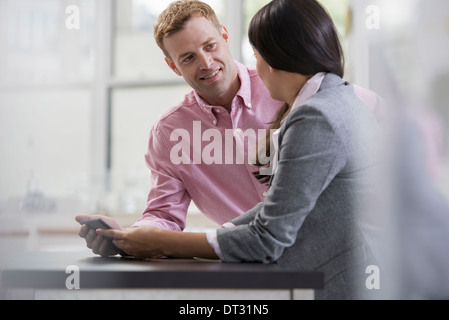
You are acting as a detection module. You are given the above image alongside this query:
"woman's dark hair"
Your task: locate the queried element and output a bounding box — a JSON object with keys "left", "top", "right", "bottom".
{"left": 251, "top": 0, "right": 345, "bottom": 178}
{"left": 249, "top": 0, "right": 345, "bottom": 78}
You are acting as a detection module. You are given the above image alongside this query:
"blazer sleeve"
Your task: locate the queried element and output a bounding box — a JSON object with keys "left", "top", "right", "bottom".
{"left": 229, "top": 202, "right": 264, "bottom": 226}
{"left": 217, "top": 104, "right": 347, "bottom": 263}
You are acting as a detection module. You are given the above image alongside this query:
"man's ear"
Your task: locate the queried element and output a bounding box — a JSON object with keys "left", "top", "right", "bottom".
{"left": 165, "top": 57, "right": 182, "bottom": 76}
{"left": 221, "top": 25, "right": 230, "bottom": 45}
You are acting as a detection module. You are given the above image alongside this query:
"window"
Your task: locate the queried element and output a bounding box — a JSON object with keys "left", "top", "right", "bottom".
{"left": 242, "top": 0, "right": 272, "bottom": 67}
{"left": 0, "top": 0, "right": 96, "bottom": 86}
{"left": 0, "top": 0, "right": 96, "bottom": 213}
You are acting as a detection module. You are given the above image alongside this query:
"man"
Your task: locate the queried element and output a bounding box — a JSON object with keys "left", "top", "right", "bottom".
{"left": 76, "top": 0, "right": 283, "bottom": 256}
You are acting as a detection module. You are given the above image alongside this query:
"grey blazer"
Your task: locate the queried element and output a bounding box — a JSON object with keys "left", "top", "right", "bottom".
{"left": 217, "top": 73, "right": 381, "bottom": 300}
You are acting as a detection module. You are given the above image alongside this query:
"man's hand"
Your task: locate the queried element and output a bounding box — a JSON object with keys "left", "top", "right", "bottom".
{"left": 75, "top": 215, "right": 124, "bottom": 257}
{"left": 99, "top": 226, "right": 165, "bottom": 260}
{"left": 100, "top": 226, "right": 219, "bottom": 261}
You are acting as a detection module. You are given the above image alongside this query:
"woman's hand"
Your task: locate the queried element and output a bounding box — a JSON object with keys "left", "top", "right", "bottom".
{"left": 99, "top": 226, "right": 165, "bottom": 260}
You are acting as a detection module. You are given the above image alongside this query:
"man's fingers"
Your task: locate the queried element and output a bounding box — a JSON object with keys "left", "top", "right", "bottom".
{"left": 91, "top": 233, "right": 106, "bottom": 254}
{"left": 75, "top": 214, "right": 97, "bottom": 223}
{"left": 79, "top": 225, "right": 90, "bottom": 238}
{"left": 75, "top": 214, "right": 125, "bottom": 257}
{"left": 85, "top": 228, "right": 97, "bottom": 244}
{"left": 98, "top": 238, "right": 115, "bottom": 257}
{"left": 112, "top": 239, "right": 126, "bottom": 251}
{"left": 75, "top": 215, "right": 122, "bottom": 231}
{"left": 99, "top": 228, "right": 126, "bottom": 240}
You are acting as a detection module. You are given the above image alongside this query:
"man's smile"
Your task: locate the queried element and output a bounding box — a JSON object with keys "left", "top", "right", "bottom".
{"left": 200, "top": 68, "right": 222, "bottom": 80}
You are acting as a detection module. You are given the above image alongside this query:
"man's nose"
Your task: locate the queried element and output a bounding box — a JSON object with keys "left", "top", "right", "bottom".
{"left": 198, "top": 51, "right": 213, "bottom": 70}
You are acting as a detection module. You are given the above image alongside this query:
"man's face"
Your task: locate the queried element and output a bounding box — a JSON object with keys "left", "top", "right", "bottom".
{"left": 163, "top": 16, "right": 237, "bottom": 104}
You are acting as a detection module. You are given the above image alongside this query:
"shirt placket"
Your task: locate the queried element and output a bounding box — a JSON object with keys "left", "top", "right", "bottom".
{"left": 231, "top": 98, "right": 268, "bottom": 201}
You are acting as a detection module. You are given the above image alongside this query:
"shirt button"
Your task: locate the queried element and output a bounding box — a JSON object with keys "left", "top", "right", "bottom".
{"left": 213, "top": 119, "right": 217, "bottom": 126}
{"left": 263, "top": 192, "right": 268, "bottom": 197}
{"left": 247, "top": 103, "right": 252, "bottom": 108}
{"left": 215, "top": 109, "right": 221, "bottom": 113}
{"left": 234, "top": 128, "right": 242, "bottom": 135}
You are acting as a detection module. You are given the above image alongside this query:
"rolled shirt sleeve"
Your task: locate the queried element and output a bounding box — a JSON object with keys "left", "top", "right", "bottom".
{"left": 132, "top": 124, "right": 191, "bottom": 231}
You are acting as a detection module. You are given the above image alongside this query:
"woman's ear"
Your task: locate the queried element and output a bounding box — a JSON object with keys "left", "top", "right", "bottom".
{"left": 165, "top": 57, "right": 182, "bottom": 77}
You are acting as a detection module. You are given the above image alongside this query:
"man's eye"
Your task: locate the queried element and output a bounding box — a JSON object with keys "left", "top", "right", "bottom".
{"left": 183, "top": 56, "right": 194, "bottom": 63}
{"left": 206, "top": 43, "right": 216, "bottom": 50}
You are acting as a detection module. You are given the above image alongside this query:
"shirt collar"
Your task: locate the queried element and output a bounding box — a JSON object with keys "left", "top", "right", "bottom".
{"left": 292, "top": 72, "right": 327, "bottom": 109}
{"left": 276, "top": 72, "right": 326, "bottom": 128}
{"left": 193, "top": 61, "right": 253, "bottom": 114}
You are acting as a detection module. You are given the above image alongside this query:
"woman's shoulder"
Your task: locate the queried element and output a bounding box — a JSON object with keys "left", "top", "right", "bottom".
{"left": 293, "top": 75, "right": 373, "bottom": 119}
{"left": 284, "top": 75, "right": 378, "bottom": 142}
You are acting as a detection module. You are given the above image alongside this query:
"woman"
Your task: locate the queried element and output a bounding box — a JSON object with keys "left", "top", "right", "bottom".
{"left": 100, "top": 0, "right": 381, "bottom": 300}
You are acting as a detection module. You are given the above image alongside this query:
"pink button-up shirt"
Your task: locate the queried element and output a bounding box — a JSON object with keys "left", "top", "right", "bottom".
{"left": 132, "top": 62, "right": 284, "bottom": 231}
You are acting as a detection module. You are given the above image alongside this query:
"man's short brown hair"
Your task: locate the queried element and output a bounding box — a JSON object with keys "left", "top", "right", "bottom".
{"left": 154, "top": 0, "right": 222, "bottom": 58}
